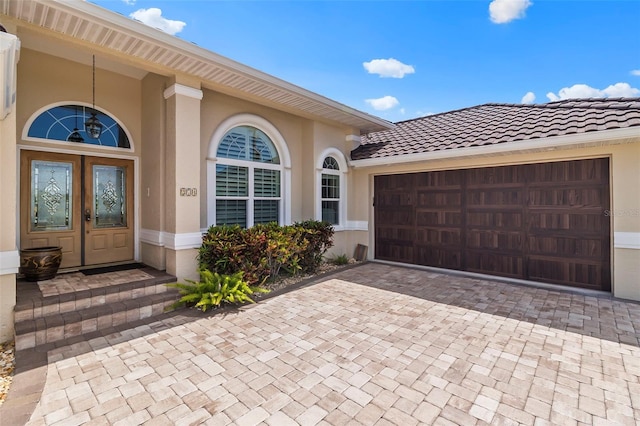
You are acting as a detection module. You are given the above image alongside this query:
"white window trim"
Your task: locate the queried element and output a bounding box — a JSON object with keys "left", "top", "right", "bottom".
{"left": 207, "top": 114, "right": 291, "bottom": 227}
{"left": 316, "top": 147, "right": 348, "bottom": 231}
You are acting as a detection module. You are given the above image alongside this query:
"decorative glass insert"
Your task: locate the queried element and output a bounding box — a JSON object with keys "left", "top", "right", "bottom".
{"left": 31, "top": 160, "right": 73, "bottom": 231}
{"left": 216, "top": 200, "right": 247, "bottom": 227}
{"left": 216, "top": 165, "right": 248, "bottom": 197}
{"left": 254, "top": 200, "right": 279, "bottom": 224}
{"left": 93, "top": 165, "right": 126, "bottom": 228}
{"left": 28, "top": 105, "right": 130, "bottom": 148}
{"left": 217, "top": 126, "right": 279, "bottom": 164}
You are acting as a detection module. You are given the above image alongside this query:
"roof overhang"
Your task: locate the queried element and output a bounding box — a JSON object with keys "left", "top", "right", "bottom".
{"left": 0, "top": 0, "right": 394, "bottom": 133}
{"left": 350, "top": 127, "right": 640, "bottom": 168}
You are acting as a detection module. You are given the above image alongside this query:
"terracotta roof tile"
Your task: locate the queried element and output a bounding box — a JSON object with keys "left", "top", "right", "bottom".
{"left": 352, "top": 98, "right": 640, "bottom": 161}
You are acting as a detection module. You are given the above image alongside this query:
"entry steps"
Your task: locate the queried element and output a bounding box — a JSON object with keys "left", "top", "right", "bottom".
{"left": 14, "top": 266, "right": 179, "bottom": 351}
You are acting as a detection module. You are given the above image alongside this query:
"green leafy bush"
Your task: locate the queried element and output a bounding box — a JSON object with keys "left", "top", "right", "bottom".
{"left": 198, "top": 220, "right": 334, "bottom": 285}
{"left": 167, "top": 269, "right": 269, "bottom": 312}
{"left": 330, "top": 253, "right": 350, "bottom": 265}
{"left": 291, "top": 220, "right": 334, "bottom": 273}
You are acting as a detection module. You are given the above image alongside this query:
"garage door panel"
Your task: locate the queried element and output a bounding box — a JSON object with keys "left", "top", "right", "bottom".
{"left": 377, "top": 192, "right": 413, "bottom": 208}
{"left": 376, "top": 241, "right": 414, "bottom": 264}
{"left": 416, "top": 228, "right": 462, "bottom": 245}
{"left": 466, "top": 211, "right": 524, "bottom": 229}
{"left": 467, "top": 189, "right": 525, "bottom": 207}
{"left": 415, "top": 170, "right": 462, "bottom": 188}
{"left": 530, "top": 158, "right": 608, "bottom": 184}
{"left": 466, "top": 251, "right": 524, "bottom": 278}
{"left": 416, "top": 210, "right": 463, "bottom": 227}
{"left": 465, "top": 165, "right": 527, "bottom": 185}
{"left": 528, "top": 236, "right": 608, "bottom": 258}
{"left": 529, "top": 187, "right": 608, "bottom": 208}
{"left": 415, "top": 245, "right": 462, "bottom": 270}
{"left": 528, "top": 257, "right": 610, "bottom": 291}
{"left": 466, "top": 230, "right": 524, "bottom": 251}
{"left": 416, "top": 191, "right": 461, "bottom": 208}
{"left": 529, "top": 212, "right": 608, "bottom": 233}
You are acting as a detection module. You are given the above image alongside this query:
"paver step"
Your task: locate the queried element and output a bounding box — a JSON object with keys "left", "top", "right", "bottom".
{"left": 14, "top": 267, "right": 181, "bottom": 350}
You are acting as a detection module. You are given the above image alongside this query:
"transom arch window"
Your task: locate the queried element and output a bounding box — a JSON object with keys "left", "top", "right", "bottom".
{"left": 25, "top": 103, "right": 132, "bottom": 149}
{"left": 208, "top": 115, "right": 292, "bottom": 228}
{"left": 316, "top": 148, "right": 348, "bottom": 228}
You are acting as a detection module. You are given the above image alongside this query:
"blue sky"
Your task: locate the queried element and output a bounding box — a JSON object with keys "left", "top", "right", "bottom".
{"left": 93, "top": 0, "right": 640, "bottom": 122}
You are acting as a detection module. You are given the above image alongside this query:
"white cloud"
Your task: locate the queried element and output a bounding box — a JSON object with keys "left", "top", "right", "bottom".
{"left": 129, "top": 8, "right": 186, "bottom": 35}
{"left": 365, "top": 96, "right": 400, "bottom": 111}
{"left": 521, "top": 91, "right": 536, "bottom": 104}
{"left": 602, "top": 82, "right": 640, "bottom": 97}
{"left": 489, "top": 0, "right": 532, "bottom": 24}
{"left": 546, "top": 82, "right": 640, "bottom": 101}
{"left": 630, "top": 70, "right": 640, "bottom": 76}
{"left": 122, "top": 0, "right": 136, "bottom": 5}
{"left": 363, "top": 58, "right": 415, "bottom": 78}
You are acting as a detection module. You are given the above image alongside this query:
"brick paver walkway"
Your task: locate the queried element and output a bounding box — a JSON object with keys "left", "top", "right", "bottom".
{"left": 17, "top": 263, "right": 640, "bottom": 425}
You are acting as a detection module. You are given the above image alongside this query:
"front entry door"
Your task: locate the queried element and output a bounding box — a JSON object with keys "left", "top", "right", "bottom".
{"left": 21, "top": 150, "right": 134, "bottom": 269}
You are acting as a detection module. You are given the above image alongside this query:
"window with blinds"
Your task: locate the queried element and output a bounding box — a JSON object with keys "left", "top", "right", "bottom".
{"left": 215, "top": 126, "right": 282, "bottom": 227}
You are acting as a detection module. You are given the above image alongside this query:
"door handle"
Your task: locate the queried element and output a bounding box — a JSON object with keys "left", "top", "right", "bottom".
{"left": 85, "top": 209, "right": 91, "bottom": 222}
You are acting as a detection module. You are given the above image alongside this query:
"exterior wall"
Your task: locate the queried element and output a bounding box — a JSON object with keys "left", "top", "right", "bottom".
{"left": 0, "top": 87, "right": 18, "bottom": 342}
{"left": 350, "top": 140, "right": 640, "bottom": 300}
{"left": 198, "top": 93, "right": 361, "bottom": 265}
{"left": 139, "top": 73, "right": 167, "bottom": 270}
{"left": 17, "top": 49, "right": 142, "bottom": 154}
{"left": 0, "top": 22, "right": 19, "bottom": 342}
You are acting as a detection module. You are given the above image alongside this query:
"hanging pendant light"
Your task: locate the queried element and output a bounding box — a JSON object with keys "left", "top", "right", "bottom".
{"left": 67, "top": 106, "right": 84, "bottom": 142}
{"left": 85, "top": 55, "right": 103, "bottom": 139}
{"left": 67, "top": 127, "right": 84, "bottom": 142}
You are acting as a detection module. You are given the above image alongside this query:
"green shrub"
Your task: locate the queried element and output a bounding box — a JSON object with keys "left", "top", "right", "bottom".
{"left": 198, "top": 225, "right": 270, "bottom": 286}
{"left": 292, "top": 220, "right": 334, "bottom": 273}
{"left": 167, "top": 269, "right": 269, "bottom": 312}
{"left": 330, "top": 253, "right": 349, "bottom": 265}
{"left": 198, "top": 220, "right": 334, "bottom": 284}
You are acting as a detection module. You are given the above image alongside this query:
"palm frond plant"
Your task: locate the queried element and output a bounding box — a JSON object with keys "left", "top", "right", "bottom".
{"left": 167, "top": 269, "right": 269, "bottom": 312}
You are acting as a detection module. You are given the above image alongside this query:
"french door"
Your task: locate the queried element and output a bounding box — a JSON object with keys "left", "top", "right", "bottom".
{"left": 20, "top": 150, "right": 134, "bottom": 269}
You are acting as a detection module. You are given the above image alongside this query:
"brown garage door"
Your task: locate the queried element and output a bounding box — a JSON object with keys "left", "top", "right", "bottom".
{"left": 374, "top": 158, "right": 611, "bottom": 291}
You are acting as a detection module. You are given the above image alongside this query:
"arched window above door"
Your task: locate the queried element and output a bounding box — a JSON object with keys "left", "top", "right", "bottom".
{"left": 27, "top": 104, "right": 131, "bottom": 149}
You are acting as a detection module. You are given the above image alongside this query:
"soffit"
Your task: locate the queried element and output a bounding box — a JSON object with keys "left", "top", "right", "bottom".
{"left": 0, "top": 0, "right": 393, "bottom": 133}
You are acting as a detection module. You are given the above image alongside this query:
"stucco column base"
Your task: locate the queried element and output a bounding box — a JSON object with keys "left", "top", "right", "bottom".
{"left": 165, "top": 248, "right": 199, "bottom": 282}
{"left": 0, "top": 274, "right": 17, "bottom": 342}
{"left": 613, "top": 248, "right": 640, "bottom": 301}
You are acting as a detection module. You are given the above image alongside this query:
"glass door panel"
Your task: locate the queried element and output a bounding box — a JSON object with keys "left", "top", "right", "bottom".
{"left": 30, "top": 160, "right": 73, "bottom": 231}
{"left": 93, "top": 165, "right": 127, "bottom": 228}
{"left": 21, "top": 151, "right": 82, "bottom": 268}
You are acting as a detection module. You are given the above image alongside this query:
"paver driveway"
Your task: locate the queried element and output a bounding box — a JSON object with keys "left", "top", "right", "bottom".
{"left": 17, "top": 263, "right": 640, "bottom": 425}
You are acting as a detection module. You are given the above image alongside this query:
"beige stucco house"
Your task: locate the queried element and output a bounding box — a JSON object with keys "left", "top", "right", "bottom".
{"left": 1, "top": 0, "right": 639, "bottom": 343}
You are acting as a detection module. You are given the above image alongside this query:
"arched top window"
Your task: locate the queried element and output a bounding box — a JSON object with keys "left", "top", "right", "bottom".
{"left": 323, "top": 156, "right": 340, "bottom": 170}
{"left": 217, "top": 125, "right": 279, "bottom": 164}
{"left": 27, "top": 104, "right": 131, "bottom": 149}
{"left": 316, "top": 149, "right": 348, "bottom": 229}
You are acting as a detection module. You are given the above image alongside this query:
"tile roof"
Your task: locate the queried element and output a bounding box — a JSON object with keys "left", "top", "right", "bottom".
{"left": 351, "top": 98, "right": 640, "bottom": 161}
